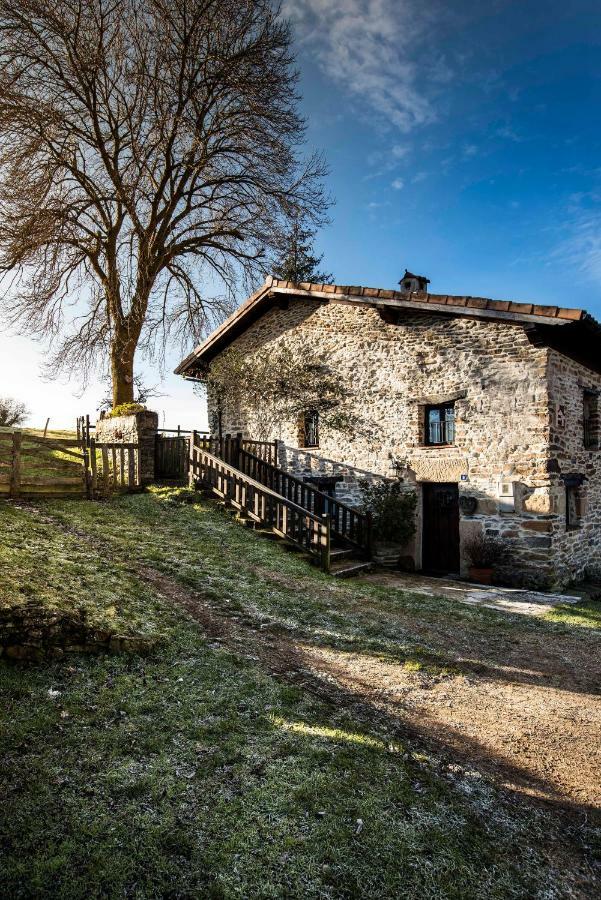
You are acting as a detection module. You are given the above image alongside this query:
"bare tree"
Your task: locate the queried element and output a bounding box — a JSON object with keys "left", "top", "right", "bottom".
{"left": 0, "top": 0, "right": 328, "bottom": 406}
{"left": 0, "top": 397, "right": 29, "bottom": 426}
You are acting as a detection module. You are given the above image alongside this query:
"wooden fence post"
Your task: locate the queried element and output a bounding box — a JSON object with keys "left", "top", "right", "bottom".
{"left": 320, "top": 513, "right": 331, "bottom": 574}
{"left": 89, "top": 438, "right": 97, "bottom": 496}
{"left": 189, "top": 430, "right": 197, "bottom": 487}
{"left": 128, "top": 447, "right": 135, "bottom": 488}
{"left": 101, "top": 445, "right": 110, "bottom": 497}
{"left": 10, "top": 432, "right": 22, "bottom": 499}
{"left": 235, "top": 432, "right": 243, "bottom": 470}
{"left": 81, "top": 442, "right": 92, "bottom": 499}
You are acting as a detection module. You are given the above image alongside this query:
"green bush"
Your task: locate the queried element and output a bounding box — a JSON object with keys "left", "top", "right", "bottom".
{"left": 360, "top": 479, "right": 417, "bottom": 544}
{"left": 107, "top": 402, "right": 147, "bottom": 418}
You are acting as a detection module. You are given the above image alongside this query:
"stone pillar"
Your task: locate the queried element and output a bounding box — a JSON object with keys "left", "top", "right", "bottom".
{"left": 95, "top": 410, "right": 159, "bottom": 484}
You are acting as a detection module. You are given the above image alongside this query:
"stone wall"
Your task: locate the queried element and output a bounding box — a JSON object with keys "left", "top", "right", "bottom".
{"left": 544, "top": 350, "right": 601, "bottom": 585}
{"left": 95, "top": 410, "right": 158, "bottom": 484}
{"left": 208, "top": 298, "right": 600, "bottom": 588}
{"left": 0, "top": 602, "right": 159, "bottom": 661}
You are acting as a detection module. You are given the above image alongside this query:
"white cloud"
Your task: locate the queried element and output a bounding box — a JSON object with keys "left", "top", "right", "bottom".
{"left": 549, "top": 191, "right": 601, "bottom": 285}
{"left": 285, "top": 0, "right": 442, "bottom": 131}
{"left": 552, "top": 212, "right": 601, "bottom": 284}
{"left": 391, "top": 178, "right": 404, "bottom": 190}
{"left": 411, "top": 171, "right": 427, "bottom": 183}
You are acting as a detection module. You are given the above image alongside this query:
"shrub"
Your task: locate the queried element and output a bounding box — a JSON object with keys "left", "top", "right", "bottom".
{"left": 360, "top": 479, "right": 417, "bottom": 544}
{"left": 463, "top": 533, "right": 508, "bottom": 568}
{"left": 107, "top": 402, "right": 147, "bottom": 419}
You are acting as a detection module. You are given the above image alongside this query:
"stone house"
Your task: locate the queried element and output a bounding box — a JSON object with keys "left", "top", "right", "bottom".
{"left": 176, "top": 275, "right": 601, "bottom": 589}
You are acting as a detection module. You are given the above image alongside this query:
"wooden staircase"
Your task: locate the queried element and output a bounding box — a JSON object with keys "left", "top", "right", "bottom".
{"left": 189, "top": 433, "right": 373, "bottom": 577}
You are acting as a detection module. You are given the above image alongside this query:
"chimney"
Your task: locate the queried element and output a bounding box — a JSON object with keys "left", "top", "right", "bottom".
{"left": 399, "top": 269, "right": 430, "bottom": 293}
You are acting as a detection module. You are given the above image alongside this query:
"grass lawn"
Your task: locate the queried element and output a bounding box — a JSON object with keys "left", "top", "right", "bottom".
{"left": 1, "top": 488, "right": 599, "bottom": 898}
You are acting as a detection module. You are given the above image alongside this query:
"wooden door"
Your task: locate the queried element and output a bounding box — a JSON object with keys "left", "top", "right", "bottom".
{"left": 422, "top": 483, "right": 460, "bottom": 574}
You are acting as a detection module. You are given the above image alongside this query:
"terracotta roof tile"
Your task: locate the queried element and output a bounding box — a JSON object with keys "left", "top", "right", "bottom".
{"left": 270, "top": 278, "right": 587, "bottom": 322}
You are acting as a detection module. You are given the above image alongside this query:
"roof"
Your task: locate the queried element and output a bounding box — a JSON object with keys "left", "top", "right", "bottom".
{"left": 175, "top": 276, "right": 601, "bottom": 377}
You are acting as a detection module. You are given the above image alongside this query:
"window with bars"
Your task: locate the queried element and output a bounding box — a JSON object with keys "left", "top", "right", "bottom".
{"left": 583, "top": 390, "right": 599, "bottom": 450}
{"left": 424, "top": 402, "right": 455, "bottom": 446}
{"left": 301, "top": 410, "right": 319, "bottom": 448}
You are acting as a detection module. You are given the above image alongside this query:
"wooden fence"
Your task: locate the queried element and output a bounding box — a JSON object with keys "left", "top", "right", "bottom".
{"left": 0, "top": 431, "right": 89, "bottom": 499}
{"left": 88, "top": 438, "right": 141, "bottom": 496}
{"left": 189, "top": 436, "right": 331, "bottom": 571}
{"left": 0, "top": 430, "right": 141, "bottom": 499}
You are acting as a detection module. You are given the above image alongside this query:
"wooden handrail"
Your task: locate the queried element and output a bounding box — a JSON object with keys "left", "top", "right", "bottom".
{"left": 190, "top": 437, "right": 331, "bottom": 571}
{"left": 237, "top": 448, "right": 371, "bottom": 556}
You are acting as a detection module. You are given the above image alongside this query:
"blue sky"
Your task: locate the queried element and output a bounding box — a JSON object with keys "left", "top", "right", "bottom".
{"left": 294, "top": 0, "right": 601, "bottom": 306}
{"left": 3, "top": 0, "right": 601, "bottom": 428}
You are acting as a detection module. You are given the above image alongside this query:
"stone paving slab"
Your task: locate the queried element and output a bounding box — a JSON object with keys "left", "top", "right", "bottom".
{"left": 364, "top": 571, "right": 583, "bottom": 617}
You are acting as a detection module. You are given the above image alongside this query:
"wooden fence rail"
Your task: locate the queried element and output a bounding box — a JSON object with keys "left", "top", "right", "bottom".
{"left": 189, "top": 435, "right": 331, "bottom": 571}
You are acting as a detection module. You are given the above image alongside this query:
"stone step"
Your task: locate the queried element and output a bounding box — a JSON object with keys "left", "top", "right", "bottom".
{"left": 330, "top": 559, "right": 374, "bottom": 579}
{"left": 329, "top": 547, "right": 356, "bottom": 560}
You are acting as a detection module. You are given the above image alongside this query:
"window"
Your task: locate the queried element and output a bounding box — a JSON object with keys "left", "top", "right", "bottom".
{"left": 564, "top": 475, "right": 585, "bottom": 530}
{"left": 301, "top": 410, "right": 319, "bottom": 448}
{"left": 583, "top": 390, "right": 599, "bottom": 449}
{"left": 425, "top": 402, "right": 455, "bottom": 446}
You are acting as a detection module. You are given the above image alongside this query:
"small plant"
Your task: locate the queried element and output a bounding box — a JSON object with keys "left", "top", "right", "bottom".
{"left": 360, "top": 479, "right": 417, "bottom": 545}
{"left": 463, "top": 533, "right": 508, "bottom": 569}
{"left": 107, "top": 402, "right": 147, "bottom": 419}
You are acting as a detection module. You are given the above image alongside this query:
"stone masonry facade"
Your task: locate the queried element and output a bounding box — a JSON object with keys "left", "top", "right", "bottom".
{"left": 206, "top": 296, "right": 601, "bottom": 590}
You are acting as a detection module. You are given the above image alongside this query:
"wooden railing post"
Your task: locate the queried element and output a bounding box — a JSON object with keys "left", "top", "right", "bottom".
{"left": 10, "top": 432, "right": 21, "bottom": 499}
{"left": 320, "top": 513, "right": 331, "bottom": 574}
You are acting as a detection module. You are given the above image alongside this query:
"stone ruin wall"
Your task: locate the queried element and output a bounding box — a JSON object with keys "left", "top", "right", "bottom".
{"left": 212, "top": 298, "right": 600, "bottom": 588}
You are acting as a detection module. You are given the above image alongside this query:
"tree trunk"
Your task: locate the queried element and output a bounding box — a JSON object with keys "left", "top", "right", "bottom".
{"left": 110, "top": 338, "right": 136, "bottom": 407}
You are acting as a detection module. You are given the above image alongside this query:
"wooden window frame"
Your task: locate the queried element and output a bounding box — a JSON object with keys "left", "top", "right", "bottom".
{"left": 300, "top": 410, "right": 319, "bottom": 449}
{"left": 424, "top": 402, "right": 456, "bottom": 447}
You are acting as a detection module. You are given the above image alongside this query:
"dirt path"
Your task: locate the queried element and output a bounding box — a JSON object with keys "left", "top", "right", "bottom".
{"left": 26, "top": 504, "right": 601, "bottom": 819}
{"left": 136, "top": 565, "right": 601, "bottom": 816}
